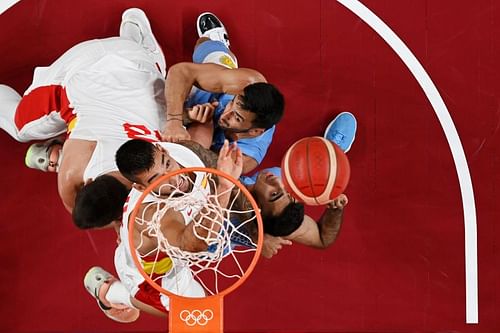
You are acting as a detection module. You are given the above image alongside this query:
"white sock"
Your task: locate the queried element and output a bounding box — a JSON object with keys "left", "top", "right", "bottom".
{"left": 105, "top": 281, "right": 137, "bottom": 309}
{"left": 121, "top": 22, "right": 142, "bottom": 44}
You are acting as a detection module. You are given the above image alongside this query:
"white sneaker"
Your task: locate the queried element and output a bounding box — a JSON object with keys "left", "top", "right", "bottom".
{"left": 197, "top": 12, "right": 230, "bottom": 48}
{"left": 25, "top": 138, "right": 63, "bottom": 172}
{"left": 84, "top": 267, "right": 140, "bottom": 323}
{"left": 119, "top": 8, "right": 166, "bottom": 77}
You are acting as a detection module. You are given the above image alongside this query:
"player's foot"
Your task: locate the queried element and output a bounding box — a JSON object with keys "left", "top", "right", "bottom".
{"left": 119, "top": 8, "right": 166, "bottom": 77}
{"left": 25, "top": 138, "right": 63, "bottom": 172}
{"left": 84, "top": 266, "right": 140, "bottom": 323}
{"left": 324, "top": 112, "right": 357, "bottom": 153}
{"left": 197, "top": 12, "right": 230, "bottom": 48}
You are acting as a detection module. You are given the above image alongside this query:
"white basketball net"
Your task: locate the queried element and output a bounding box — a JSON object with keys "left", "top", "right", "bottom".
{"left": 133, "top": 170, "right": 260, "bottom": 296}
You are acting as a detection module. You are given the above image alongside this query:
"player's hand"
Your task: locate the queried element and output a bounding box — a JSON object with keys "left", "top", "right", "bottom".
{"left": 162, "top": 121, "right": 191, "bottom": 142}
{"left": 216, "top": 140, "right": 243, "bottom": 190}
{"left": 262, "top": 234, "right": 292, "bottom": 259}
{"left": 327, "top": 194, "right": 348, "bottom": 210}
{"left": 187, "top": 101, "right": 218, "bottom": 123}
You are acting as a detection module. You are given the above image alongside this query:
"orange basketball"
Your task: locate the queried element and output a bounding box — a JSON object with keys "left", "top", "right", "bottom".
{"left": 281, "top": 136, "right": 350, "bottom": 205}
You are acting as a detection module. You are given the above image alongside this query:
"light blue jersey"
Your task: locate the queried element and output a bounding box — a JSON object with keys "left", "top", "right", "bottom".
{"left": 186, "top": 89, "right": 275, "bottom": 164}
{"left": 189, "top": 39, "right": 274, "bottom": 165}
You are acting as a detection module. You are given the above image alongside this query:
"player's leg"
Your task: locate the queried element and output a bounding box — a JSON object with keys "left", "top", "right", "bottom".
{"left": 0, "top": 85, "right": 25, "bottom": 141}
{"left": 193, "top": 13, "right": 238, "bottom": 68}
{"left": 119, "top": 8, "right": 167, "bottom": 77}
{"left": 324, "top": 112, "right": 357, "bottom": 153}
{"left": 0, "top": 84, "right": 67, "bottom": 143}
{"left": 4, "top": 38, "right": 110, "bottom": 144}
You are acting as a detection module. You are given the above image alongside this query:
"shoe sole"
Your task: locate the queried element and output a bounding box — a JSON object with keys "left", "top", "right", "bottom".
{"left": 120, "top": 8, "right": 166, "bottom": 76}
{"left": 323, "top": 111, "right": 357, "bottom": 153}
{"left": 84, "top": 266, "right": 112, "bottom": 296}
{"left": 196, "top": 12, "right": 228, "bottom": 38}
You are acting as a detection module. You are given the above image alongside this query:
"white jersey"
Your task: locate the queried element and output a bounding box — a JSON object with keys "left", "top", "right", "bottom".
{"left": 26, "top": 38, "right": 165, "bottom": 180}
{"left": 114, "top": 142, "right": 209, "bottom": 308}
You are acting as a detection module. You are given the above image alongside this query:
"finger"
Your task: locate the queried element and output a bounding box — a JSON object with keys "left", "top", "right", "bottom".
{"left": 282, "top": 239, "right": 292, "bottom": 246}
{"left": 207, "top": 107, "right": 214, "bottom": 119}
{"left": 234, "top": 146, "right": 243, "bottom": 166}
{"left": 224, "top": 140, "right": 234, "bottom": 158}
{"left": 211, "top": 101, "right": 219, "bottom": 107}
{"left": 194, "top": 106, "right": 202, "bottom": 121}
{"left": 201, "top": 108, "right": 210, "bottom": 123}
{"left": 219, "top": 140, "right": 230, "bottom": 157}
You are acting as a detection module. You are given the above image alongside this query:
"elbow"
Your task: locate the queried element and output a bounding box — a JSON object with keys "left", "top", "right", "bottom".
{"left": 316, "top": 236, "right": 337, "bottom": 249}
{"left": 247, "top": 71, "right": 267, "bottom": 84}
{"left": 167, "top": 63, "right": 192, "bottom": 81}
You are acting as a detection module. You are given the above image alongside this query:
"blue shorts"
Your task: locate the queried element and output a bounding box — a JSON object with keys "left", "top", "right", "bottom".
{"left": 192, "top": 40, "right": 238, "bottom": 68}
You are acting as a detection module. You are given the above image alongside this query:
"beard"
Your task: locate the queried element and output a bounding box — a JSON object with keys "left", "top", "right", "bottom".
{"left": 218, "top": 119, "right": 251, "bottom": 134}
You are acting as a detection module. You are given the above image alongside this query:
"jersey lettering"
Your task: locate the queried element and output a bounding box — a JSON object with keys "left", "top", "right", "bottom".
{"left": 123, "top": 123, "right": 161, "bottom": 142}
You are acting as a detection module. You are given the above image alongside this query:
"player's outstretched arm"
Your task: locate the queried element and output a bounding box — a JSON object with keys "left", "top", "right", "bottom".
{"left": 162, "top": 62, "right": 266, "bottom": 142}
{"left": 286, "top": 194, "right": 348, "bottom": 249}
{"left": 165, "top": 140, "right": 243, "bottom": 252}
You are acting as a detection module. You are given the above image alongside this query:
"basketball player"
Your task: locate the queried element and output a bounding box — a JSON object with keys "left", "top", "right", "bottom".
{"left": 79, "top": 139, "right": 243, "bottom": 321}
{"left": 162, "top": 12, "right": 285, "bottom": 173}
{"left": 0, "top": 9, "right": 283, "bottom": 212}
{"left": 243, "top": 111, "right": 357, "bottom": 258}
{"left": 0, "top": 8, "right": 168, "bottom": 212}
{"left": 78, "top": 137, "right": 346, "bottom": 321}
{"left": 243, "top": 168, "right": 347, "bottom": 258}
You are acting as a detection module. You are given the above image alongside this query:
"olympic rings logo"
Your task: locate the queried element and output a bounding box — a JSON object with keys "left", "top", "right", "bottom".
{"left": 179, "top": 309, "right": 214, "bottom": 326}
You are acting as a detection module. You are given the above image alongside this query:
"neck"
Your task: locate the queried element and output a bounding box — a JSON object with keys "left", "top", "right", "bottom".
{"left": 106, "top": 171, "right": 134, "bottom": 189}
{"left": 224, "top": 130, "right": 256, "bottom": 140}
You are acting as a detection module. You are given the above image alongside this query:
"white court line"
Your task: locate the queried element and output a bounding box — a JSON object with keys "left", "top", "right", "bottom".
{"left": 336, "top": 0, "right": 478, "bottom": 324}
{"left": 0, "top": 0, "right": 19, "bottom": 15}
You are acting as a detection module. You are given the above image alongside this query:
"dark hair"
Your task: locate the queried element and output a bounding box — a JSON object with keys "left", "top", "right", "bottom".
{"left": 240, "top": 82, "right": 284, "bottom": 129}
{"left": 73, "top": 175, "right": 129, "bottom": 229}
{"left": 263, "top": 202, "right": 304, "bottom": 237}
{"left": 116, "top": 139, "right": 156, "bottom": 182}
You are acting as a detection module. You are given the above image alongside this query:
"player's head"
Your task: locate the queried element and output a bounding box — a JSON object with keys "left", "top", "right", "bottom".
{"left": 218, "top": 82, "right": 284, "bottom": 136}
{"left": 250, "top": 170, "right": 304, "bottom": 236}
{"left": 73, "top": 175, "right": 129, "bottom": 229}
{"left": 116, "top": 139, "right": 188, "bottom": 195}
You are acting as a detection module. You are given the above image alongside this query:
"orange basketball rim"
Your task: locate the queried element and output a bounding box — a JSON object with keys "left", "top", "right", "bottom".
{"left": 128, "top": 167, "right": 263, "bottom": 333}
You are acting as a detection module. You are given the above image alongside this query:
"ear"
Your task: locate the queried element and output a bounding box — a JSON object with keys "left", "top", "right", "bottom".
{"left": 248, "top": 127, "right": 265, "bottom": 137}
{"left": 132, "top": 183, "right": 146, "bottom": 192}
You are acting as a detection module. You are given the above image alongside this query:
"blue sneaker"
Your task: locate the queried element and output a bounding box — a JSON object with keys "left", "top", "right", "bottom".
{"left": 324, "top": 112, "right": 357, "bottom": 153}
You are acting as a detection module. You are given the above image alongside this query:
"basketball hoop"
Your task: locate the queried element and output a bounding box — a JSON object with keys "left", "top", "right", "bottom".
{"left": 128, "top": 167, "right": 263, "bottom": 332}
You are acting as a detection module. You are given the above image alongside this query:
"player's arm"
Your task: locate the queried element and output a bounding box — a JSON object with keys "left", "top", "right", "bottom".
{"left": 242, "top": 155, "right": 258, "bottom": 174}
{"left": 286, "top": 194, "right": 348, "bottom": 249}
{"left": 162, "top": 62, "right": 266, "bottom": 142}
{"left": 136, "top": 202, "right": 210, "bottom": 252}
{"left": 166, "top": 140, "right": 243, "bottom": 252}
{"left": 57, "top": 161, "right": 82, "bottom": 213}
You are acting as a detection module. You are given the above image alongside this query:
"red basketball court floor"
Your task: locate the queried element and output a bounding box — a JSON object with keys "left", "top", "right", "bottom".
{"left": 0, "top": 0, "right": 498, "bottom": 332}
